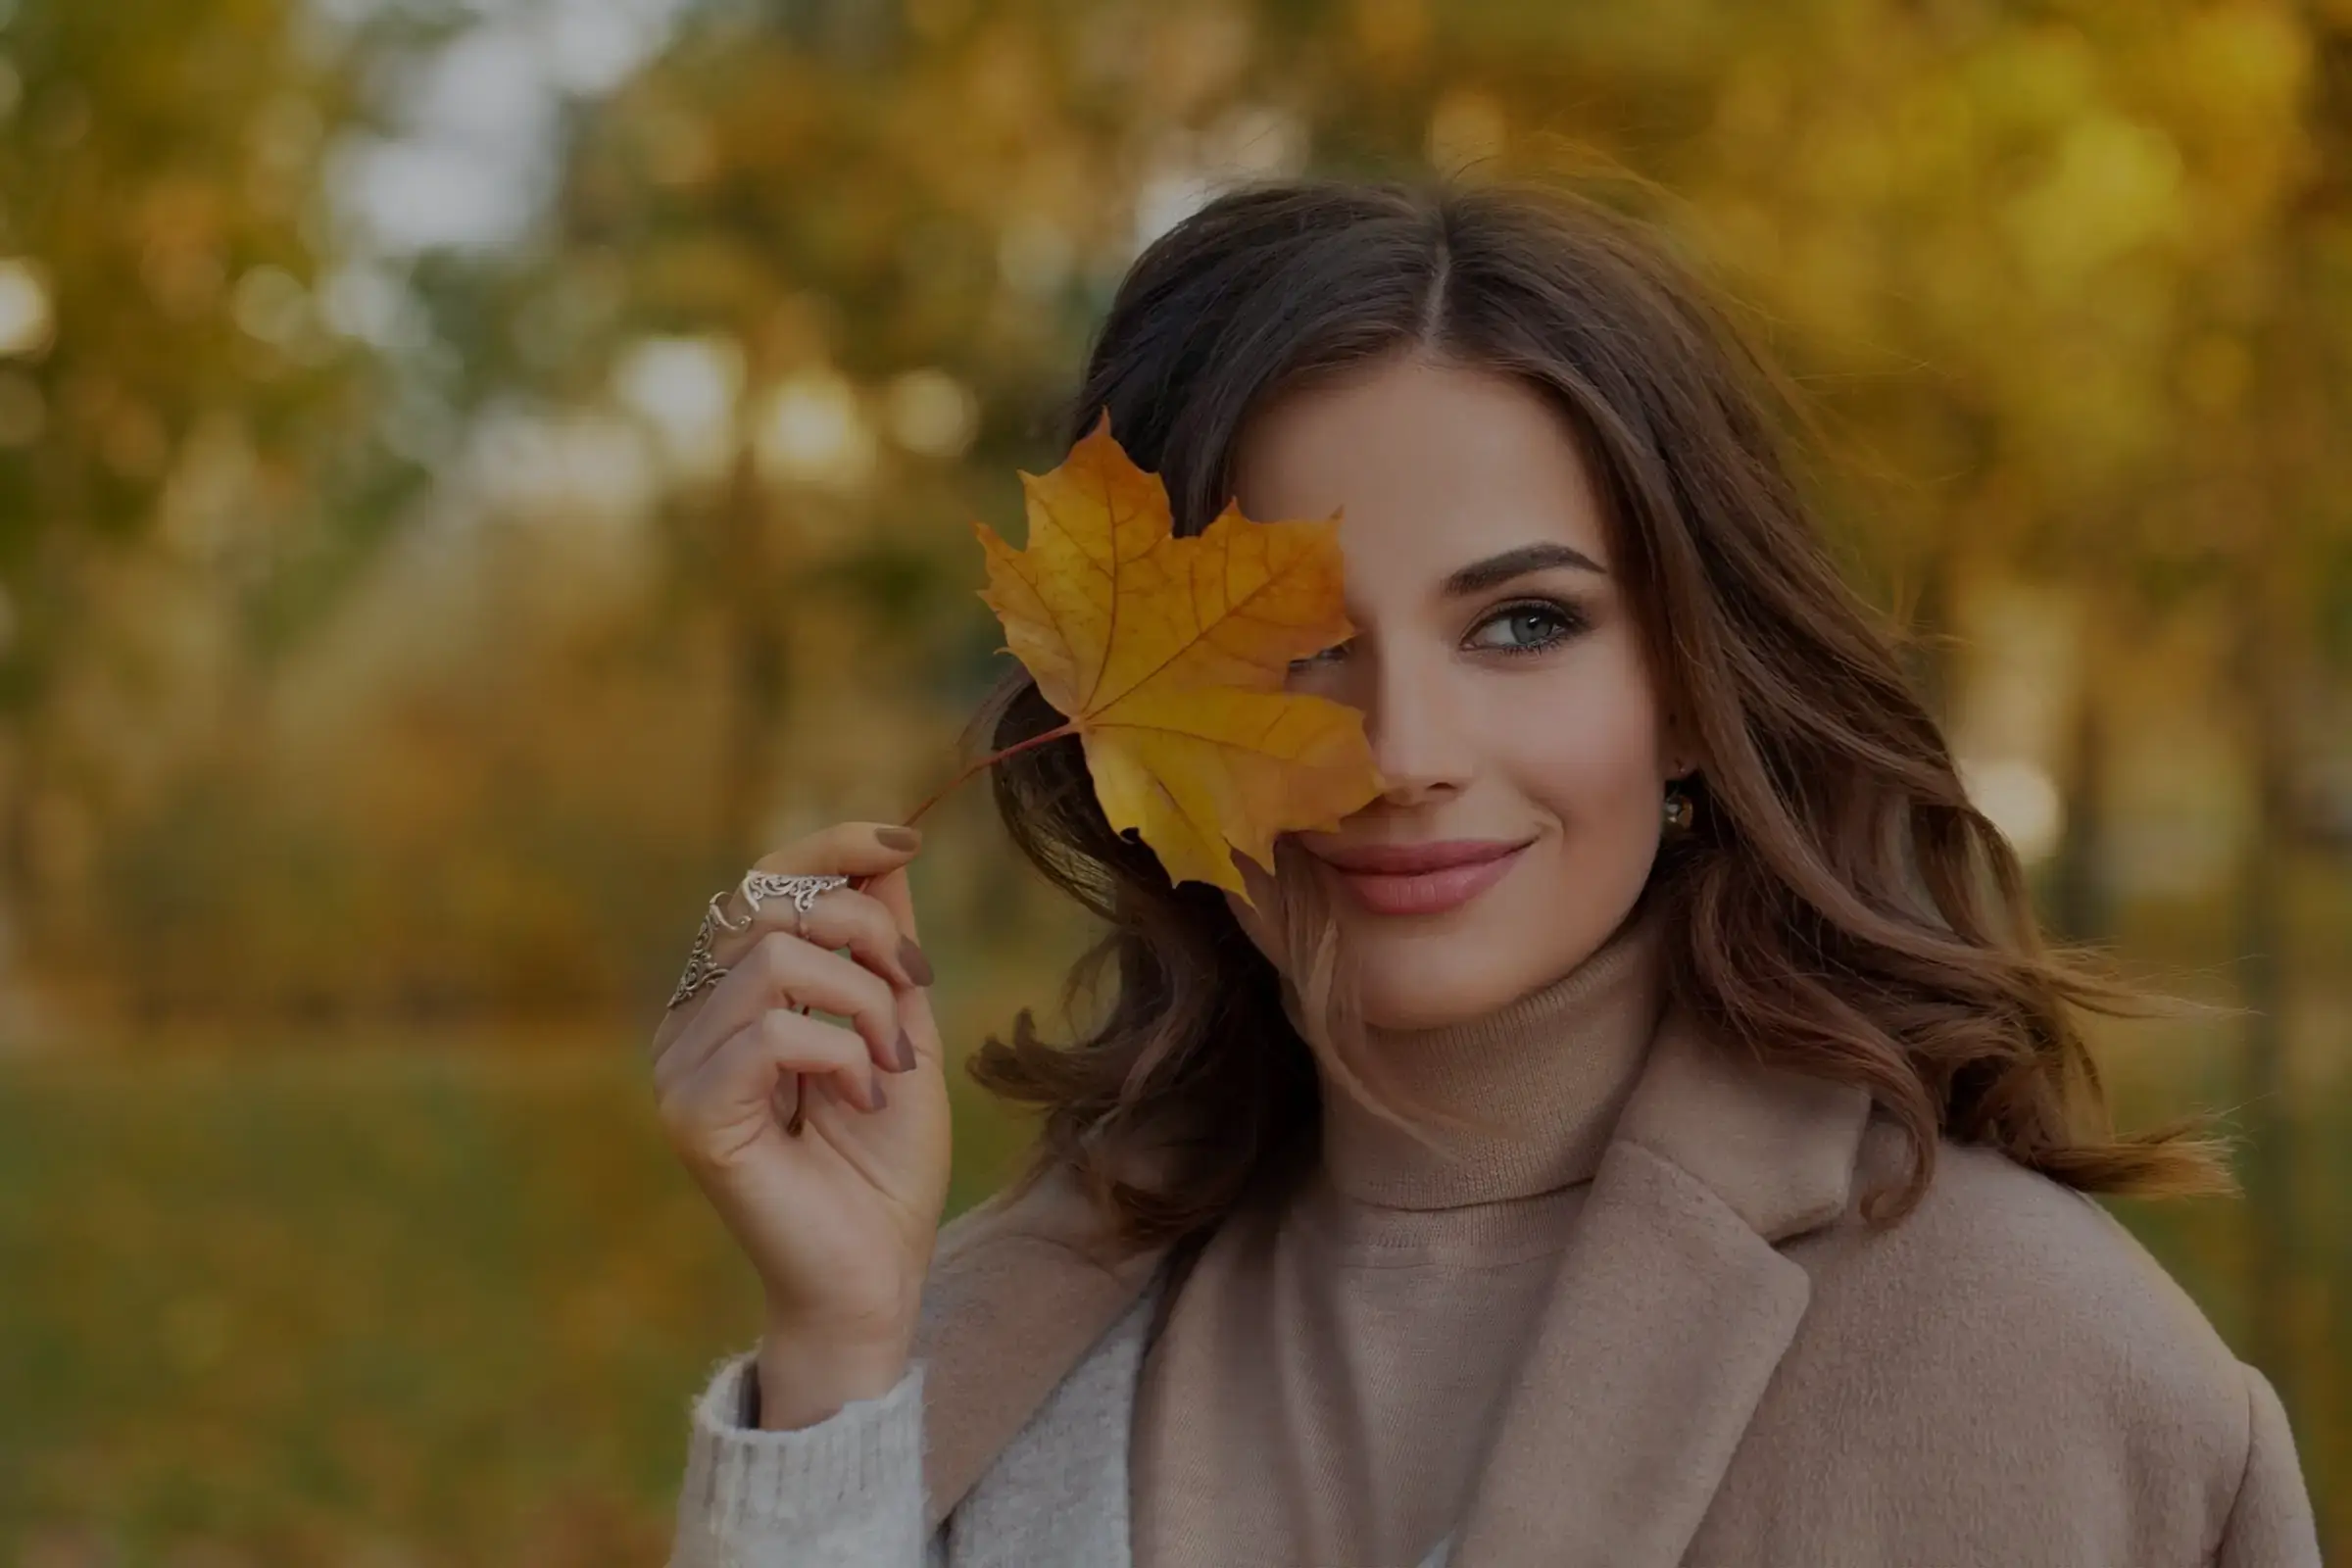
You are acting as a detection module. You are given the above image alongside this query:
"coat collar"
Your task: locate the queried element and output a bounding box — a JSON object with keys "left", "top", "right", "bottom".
{"left": 1443, "top": 998, "right": 1872, "bottom": 1566}
{"left": 913, "top": 997, "right": 1874, "bottom": 1556}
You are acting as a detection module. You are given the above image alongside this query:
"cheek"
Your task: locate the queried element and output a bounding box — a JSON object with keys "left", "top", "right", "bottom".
{"left": 1492, "top": 655, "right": 1667, "bottom": 831}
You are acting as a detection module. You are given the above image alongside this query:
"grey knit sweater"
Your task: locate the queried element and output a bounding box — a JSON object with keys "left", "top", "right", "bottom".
{"left": 672, "top": 1287, "right": 1426, "bottom": 1568}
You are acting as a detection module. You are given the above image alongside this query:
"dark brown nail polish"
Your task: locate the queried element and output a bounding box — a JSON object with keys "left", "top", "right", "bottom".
{"left": 898, "top": 936, "right": 934, "bottom": 986}
{"left": 892, "top": 1027, "right": 918, "bottom": 1073}
{"left": 868, "top": 1065, "right": 889, "bottom": 1109}
{"left": 875, "top": 825, "right": 921, "bottom": 851}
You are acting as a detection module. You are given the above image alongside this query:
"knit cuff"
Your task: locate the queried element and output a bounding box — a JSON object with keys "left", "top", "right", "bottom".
{"left": 672, "top": 1348, "right": 928, "bottom": 1566}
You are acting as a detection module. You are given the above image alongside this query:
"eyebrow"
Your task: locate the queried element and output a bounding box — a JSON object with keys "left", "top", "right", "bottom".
{"left": 1441, "top": 542, "right": 1606, "bottom": 597}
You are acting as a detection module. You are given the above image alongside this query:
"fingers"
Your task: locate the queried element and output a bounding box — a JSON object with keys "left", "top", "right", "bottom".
{"left": 709, "top": 882, "right": 927, "bottom": 995}
{"left": 864, "top": 861, "right": 920, "bottom": 946}
{"left": 657, "top": 928, "right": 905, "bottom": 1092}
{"left": 749, "top": 820, "right": 924, "bottom": 884}
{"left": 669, "top": 1008, "right": 889, "bottom": 1145}
{"left": 861, "top": 862, "right": 942, "bottom": 1071}
{"left": 652, "top": 819, "right": 927, "bottom": 1063}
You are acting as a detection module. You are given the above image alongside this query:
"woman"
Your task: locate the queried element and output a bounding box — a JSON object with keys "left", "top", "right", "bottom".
{"left": 650, "top": 178, "right": 2323, "bottom": 1567}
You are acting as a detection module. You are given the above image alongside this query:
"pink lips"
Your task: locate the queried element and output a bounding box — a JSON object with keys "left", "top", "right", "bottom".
{"left": 1309, "top": 838, "right": 1533, "bottom": 917}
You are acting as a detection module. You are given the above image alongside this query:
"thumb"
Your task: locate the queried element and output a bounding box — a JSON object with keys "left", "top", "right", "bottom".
{"left": 866, "top": 861, "right": 920, "bottom": 945}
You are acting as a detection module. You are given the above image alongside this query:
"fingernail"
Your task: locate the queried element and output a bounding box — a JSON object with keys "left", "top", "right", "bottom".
{"left": 898, "top": 936, "right": 933, "bottom": 986}
{"left": 892, "top": 1027, "right": 918, "bottom": 1073}
{"left": 868, "top": 1065, "right": 889, "bottom": 1110}
{"left": 875, "top": 825, "right": 920, "bottom": 851}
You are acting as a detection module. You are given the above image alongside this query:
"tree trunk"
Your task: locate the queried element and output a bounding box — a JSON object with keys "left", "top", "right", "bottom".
{"left": 2231, "top": 569, "right": 2300, "bottom": 1435}
{"left": 2048, "top": 687, "right": 2113, "bottom": 946}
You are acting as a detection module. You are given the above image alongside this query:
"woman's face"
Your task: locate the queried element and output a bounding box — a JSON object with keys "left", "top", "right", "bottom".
{"left": 1223, "top": 352, "right": 1692, "bottom": 1030}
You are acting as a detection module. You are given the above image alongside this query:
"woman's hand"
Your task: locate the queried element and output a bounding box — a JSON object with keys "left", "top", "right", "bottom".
{"left": 650, "top": 821, "right": 952, "bottom": 1425}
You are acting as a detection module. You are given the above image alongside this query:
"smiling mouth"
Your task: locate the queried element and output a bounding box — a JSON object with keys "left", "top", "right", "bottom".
{"left": 1313, "top": 841, "right": 1533, "bottom": 917}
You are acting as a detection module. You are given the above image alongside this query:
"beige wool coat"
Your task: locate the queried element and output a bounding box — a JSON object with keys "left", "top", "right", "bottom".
{"left": 673, "top": 999, "right": 2325, "bottom": 1567}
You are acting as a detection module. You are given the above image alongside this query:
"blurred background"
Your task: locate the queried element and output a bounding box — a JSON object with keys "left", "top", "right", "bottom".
{"left": 0, "top": 0, "right": 2345, "bottom": 1560}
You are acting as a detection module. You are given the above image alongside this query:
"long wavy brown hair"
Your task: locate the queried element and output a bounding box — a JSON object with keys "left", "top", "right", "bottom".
{"left": 963, "top": 173, "right": 2233, "bottom": 1250}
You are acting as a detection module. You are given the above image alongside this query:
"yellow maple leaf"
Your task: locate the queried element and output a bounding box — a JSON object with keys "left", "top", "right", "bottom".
{"left": 973, "top": 411, "right": 1384, "bottom": 904}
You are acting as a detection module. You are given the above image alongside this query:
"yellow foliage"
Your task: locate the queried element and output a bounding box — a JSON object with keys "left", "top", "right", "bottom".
{"left": 973, "top": 412, "right": 1384, "bottom": 903}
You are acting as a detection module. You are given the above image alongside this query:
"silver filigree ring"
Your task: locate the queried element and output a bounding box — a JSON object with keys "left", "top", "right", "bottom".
{"left": 664, "top": 872, "right": 850, "bottom": 1009}
{"left": 737, "top": 871, "right": 851, "bottom": 920}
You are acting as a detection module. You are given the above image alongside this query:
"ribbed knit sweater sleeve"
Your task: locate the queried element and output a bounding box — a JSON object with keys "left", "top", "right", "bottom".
{"left": 669, "top": 1348, "right": 942, "bottom": 1568}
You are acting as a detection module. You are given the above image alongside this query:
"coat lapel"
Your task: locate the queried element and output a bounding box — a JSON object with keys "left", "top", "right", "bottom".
{"left": 914, "top": 999, "right": 1874, "bottom": 1563}
{"left": 1447, "top": 1000, "right": 1873, "bottom": 1568}
{"left": 913, "top": 1163, "right": 1169, "bottom": 1536}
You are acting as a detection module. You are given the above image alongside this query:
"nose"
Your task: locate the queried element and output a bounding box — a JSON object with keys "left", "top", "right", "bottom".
{"left": 1356, "top": 642, "right": 1469, "bottom": 807}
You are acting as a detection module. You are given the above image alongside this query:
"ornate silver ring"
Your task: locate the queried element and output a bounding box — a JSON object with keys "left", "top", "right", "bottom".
{"left": 664, "top": 872, "right": 850, "bottom": 1010}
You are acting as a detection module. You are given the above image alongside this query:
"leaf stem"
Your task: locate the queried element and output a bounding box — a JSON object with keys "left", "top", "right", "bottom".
{"left": 895, "top": 721, "right": 1079, "bottom": 829}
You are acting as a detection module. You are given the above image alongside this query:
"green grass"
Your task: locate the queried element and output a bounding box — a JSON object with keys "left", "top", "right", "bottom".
{"left": 0, "top": 1041, "right": 2340, "bottom": 1564}
{"left": 0, "top": 1039, "right": 1032, "bottom": 1566}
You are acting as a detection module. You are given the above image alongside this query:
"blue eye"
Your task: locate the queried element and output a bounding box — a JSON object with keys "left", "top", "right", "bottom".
{"left": 1288, "top": 601, "right": 1587, "bottom": 673}
{"left": 1469, "top": 600, "right": 1585, "bottom": 655}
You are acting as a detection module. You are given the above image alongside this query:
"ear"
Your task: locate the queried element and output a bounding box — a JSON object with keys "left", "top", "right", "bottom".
{"left": 1661, "top": 708, "right": 1702, "bottom": 781}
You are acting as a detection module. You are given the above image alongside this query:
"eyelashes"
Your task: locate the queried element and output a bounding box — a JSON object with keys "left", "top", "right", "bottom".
{"left": 1469, "top": 598, "right": 1589, "bottom": 657}
{"left": 1286, "top": 597, "right": 1592, "bottom": 672}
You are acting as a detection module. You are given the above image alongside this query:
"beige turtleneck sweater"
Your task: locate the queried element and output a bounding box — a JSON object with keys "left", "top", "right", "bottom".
{"left": 1127, "top": 900, "right": 1669, "bottom": 1568}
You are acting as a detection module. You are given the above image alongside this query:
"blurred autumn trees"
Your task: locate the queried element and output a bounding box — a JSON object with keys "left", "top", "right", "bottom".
{"left": 6, "top": 0, "right": 2351, "bottom": 1321}
{"left": 11, "top": 0, "right": 2351, "bottom": 1305}
{"left": 0, "top": 0, "right": 2336, "bottom": 1036}
{"left": 0, "top": 0, "right": 2346, "bottom": 1552}
{"left": 0, "top": 0, "right": 419, "bottom": 1035}
{"left": 5, "top": 0, "right": 2348, "bottom": 1177}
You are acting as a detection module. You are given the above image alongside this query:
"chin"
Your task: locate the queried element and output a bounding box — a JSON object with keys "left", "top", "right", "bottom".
{"left": 1353, "top": 981, "right": 1499, "bottom": 1032}
{"left": 1327, "top": 865, "right": 1650, "bottom": 1034}
{"left": 1339, "top": 924, "right": 1534, "bottom": 1031}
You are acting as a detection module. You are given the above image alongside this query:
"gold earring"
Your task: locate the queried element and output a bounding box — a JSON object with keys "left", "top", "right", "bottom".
{"left": 1663, "top": 779, "right": 1694, "bottom": 833}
